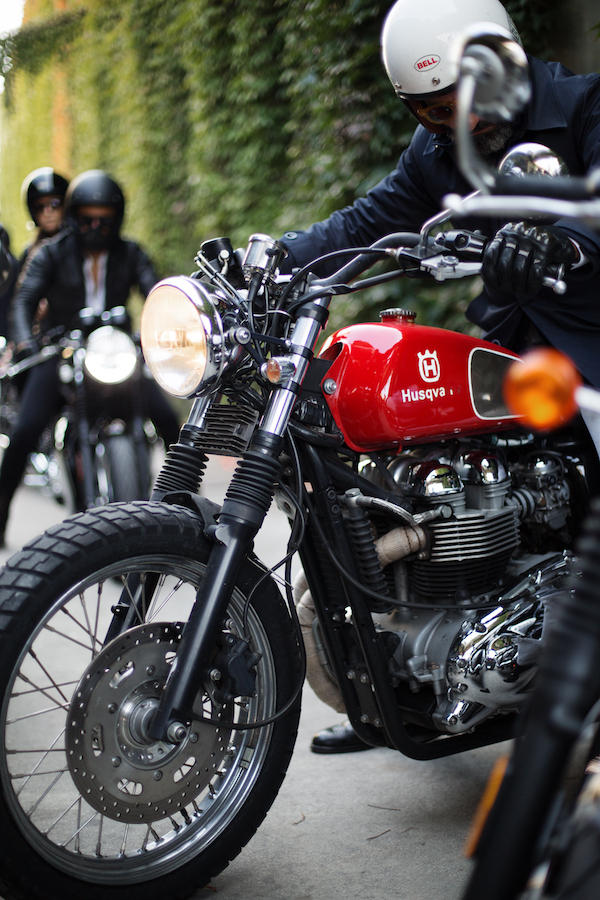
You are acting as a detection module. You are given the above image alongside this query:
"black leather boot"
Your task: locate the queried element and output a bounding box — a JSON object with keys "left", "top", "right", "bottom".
{"left": 310, "top": 721, "right": 374, "bottom": 754}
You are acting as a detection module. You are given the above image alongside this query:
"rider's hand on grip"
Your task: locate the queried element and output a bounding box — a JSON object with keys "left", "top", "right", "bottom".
{"left": 482, "top": 222, "right": 578, "bottom": 299}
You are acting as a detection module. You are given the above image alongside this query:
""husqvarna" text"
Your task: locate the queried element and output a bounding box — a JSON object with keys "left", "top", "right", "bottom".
{"left": 402, "top": 386, "right": 446, "bottom": 402}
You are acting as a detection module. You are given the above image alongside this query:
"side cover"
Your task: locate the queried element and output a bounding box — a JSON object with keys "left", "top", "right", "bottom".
{"left": 318, "top": 315, "right": 521, "bottom": 452}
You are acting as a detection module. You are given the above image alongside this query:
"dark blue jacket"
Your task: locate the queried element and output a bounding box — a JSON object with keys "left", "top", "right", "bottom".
{"left": 281, "top": 58, "right": 600, "bottom": 385}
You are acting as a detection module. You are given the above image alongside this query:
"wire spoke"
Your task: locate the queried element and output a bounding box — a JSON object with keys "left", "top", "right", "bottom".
{"left": 61, "top": 807, "right": 100, "bottom": 849}
{"left": 14, "top": 728, "right": 66, "bottom": 797}
{"left": 119, "top": 574, "right": 147, "bottom": 624}
{"left": 12, "top": 679, "right": 79, "bottom": 698}
{"left": 25, "top": 769, "right": 66, "bottom": 818}
{"left": 7, "top": 702, "right": 69, "bottom": 724}
{"left": 41, "top": 623, "right": 98, "bottom": 654}
{"left": 147, "top": 576, "right": 185, "bottom": 621}
{"left": 77, "top": 592, "right": 97, "bottom": 661}
{"left": 21, "top": 653, "right": 71, "bottom": 707}
{"left": 58, "top": 606, "right": 103, "bottom": 654}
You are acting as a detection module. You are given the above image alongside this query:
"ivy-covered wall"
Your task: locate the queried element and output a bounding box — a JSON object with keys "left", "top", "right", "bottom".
{"left": 0, "top": 0, "right": 589, "bottom": 328}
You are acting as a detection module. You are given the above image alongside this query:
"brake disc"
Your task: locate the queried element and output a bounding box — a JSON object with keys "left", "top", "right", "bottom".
{"left": 66, "top": 622, "right": 230, "bottom": 823}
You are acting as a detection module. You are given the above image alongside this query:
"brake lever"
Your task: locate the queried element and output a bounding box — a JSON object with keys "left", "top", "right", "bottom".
{"left": 543, "top": 264, "right": 567, "bottom": 295}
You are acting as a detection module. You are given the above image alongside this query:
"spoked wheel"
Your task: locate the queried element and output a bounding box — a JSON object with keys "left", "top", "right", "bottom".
{"left": 0, "top": 502, "right": 301, "bottom": 900}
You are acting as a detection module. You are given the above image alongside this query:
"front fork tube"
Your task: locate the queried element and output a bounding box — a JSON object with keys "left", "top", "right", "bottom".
{"left": 149, "top": 436, "right": 282, "bottom": 741}
{"left": 150, "top": 305, "right": 326, "bottom": 740}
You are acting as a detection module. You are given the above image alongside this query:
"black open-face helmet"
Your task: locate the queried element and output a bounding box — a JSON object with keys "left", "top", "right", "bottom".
{"left": 21, "top": 167, "right": 69, "bottom": 226}
{"left": 65, "top": 170, "right": 125, "bottom": 251}
{"left": 65, "top": 170, "right": 125, "bottom": 227}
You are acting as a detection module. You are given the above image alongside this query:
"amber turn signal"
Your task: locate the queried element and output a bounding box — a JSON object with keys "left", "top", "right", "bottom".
{"left": 503, "top": 348, "right": 581, "bottom": 430}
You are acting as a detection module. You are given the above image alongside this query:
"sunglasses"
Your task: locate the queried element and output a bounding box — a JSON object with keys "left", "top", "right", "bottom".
{"left": 34, "top": 198, "right": 63, "bottom": 213}
{"left": 409, "top": 97, "right": 457, "bottom": 128}
{"left": 77, "top": 215, "right": 117, "bottom": 229}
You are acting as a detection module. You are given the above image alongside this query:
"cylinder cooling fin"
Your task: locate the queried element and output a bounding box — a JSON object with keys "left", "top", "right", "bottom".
{"left": 409, "top": 506, "right": 520, "bottom": 600}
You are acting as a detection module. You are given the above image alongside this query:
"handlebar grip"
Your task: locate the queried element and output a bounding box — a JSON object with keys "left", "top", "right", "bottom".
{"left": 493, "top": 173, "right": 600, "bottom": 201}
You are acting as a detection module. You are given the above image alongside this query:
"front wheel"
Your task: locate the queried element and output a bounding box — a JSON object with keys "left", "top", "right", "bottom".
{"left": 0, "top": 502, "right": 301, "bottom": 900}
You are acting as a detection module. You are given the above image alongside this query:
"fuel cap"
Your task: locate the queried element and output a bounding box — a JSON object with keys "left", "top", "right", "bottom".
{"left": 379, "top": 308, "right": 416, "bottom": 323}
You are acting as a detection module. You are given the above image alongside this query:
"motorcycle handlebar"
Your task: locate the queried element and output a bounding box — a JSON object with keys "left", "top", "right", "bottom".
{"left": 313, "top": 232, "right": 422, "bottom": 289}
{"left": 493, "top": 171, "right": 600, "bottom": 201}
{"left": 5, "top": 344, "right": 61, "bottom": 379}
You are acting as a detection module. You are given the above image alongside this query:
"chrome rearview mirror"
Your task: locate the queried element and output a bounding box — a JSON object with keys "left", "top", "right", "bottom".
{"left": 498, "top": 143, "right": 569, "bottom": 179}
{"left": 453, "top": 24, "right": 531, "bottom": 193}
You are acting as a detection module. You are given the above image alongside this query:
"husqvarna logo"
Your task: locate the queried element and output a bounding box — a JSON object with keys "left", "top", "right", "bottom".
{"left": 418, "top": 350, "right": 440, "bottom": 383}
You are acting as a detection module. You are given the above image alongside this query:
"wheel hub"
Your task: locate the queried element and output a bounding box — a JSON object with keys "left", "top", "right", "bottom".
{"left": 66, "top": 622, "right": 230, "bottom": 823}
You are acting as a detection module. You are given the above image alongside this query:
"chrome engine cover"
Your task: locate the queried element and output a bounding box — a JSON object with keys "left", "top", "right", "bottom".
{"left": 377, "top": 552, "right": 573, "bottom": 735}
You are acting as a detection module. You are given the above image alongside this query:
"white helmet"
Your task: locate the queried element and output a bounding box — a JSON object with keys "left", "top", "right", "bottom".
{"left": 381, "top": 0, "right": 521, "bottom": 100}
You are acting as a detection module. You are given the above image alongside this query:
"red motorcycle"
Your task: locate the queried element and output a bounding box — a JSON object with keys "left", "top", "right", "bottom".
{"left": 0, "top": 218, "right": 590, "bottom": 899}
{"left": 0, "top": 32, "right": 593, "bottom": 900}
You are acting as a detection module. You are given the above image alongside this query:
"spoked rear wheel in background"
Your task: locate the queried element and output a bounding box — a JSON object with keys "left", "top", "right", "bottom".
{"left": 0, "top": 502, "right": 301, "bottom": 900}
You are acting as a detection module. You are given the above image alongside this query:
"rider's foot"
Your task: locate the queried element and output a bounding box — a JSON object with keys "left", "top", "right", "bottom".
{"left": 310, "top": 721, "right": 374, "bottom": 754}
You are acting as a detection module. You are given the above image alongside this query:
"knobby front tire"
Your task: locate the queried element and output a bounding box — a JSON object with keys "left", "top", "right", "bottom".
{"left": 0, "top": 501, "right": 301, "bottom": 900}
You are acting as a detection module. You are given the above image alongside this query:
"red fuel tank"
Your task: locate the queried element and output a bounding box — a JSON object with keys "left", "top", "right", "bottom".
{"left": 318, "top": 310, "right": 521, "bottom": 452}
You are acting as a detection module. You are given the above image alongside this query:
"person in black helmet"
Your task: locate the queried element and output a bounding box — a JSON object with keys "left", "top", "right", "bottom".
{"left": 12, "top": 168, "right": 70, "bottom": 345}
{"left": 0, "top": 169, "right": 180, "bottom": 545}
{"left": 21, "top": 167, "right": 69, "bottom": 262}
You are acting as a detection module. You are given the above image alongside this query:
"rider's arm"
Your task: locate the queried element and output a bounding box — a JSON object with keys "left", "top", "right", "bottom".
{"left": 279, "top": 128, "right": 452, "bottom": 275}
{"left": 11, "top": 243, "right": 51, "bottom": 348}
{"left": 549, "top": 76, "right": 600, "bottom": 276}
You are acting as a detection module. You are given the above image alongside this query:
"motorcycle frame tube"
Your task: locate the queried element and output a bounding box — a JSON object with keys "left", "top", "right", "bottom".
{"left": 295, "top": 441, "right": 518, "bottom": 760}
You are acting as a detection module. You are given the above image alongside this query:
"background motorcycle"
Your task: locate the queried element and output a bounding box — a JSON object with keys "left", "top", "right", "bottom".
{"left": 0, "top": 305, "right": 153, "bottom": 511}
{"left": 0, "top": 26, "right": 594, "bottom": 900}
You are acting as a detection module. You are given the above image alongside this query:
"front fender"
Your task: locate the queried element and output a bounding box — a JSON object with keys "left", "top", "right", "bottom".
{"left": 157, "top": 490, "right": 221, "bottom": 538}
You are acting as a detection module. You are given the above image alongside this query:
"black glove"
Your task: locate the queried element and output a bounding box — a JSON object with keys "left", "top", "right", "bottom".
{"left": 482, "top": 222, "right": 578, "bottom": 299}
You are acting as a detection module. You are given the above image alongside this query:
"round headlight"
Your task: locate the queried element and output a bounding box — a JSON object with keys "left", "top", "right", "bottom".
{"left": 141, "top": 277, "right": 223, "bottom": 398}
{"left": 84, "top": 326, "right": 137, "bottom": 385}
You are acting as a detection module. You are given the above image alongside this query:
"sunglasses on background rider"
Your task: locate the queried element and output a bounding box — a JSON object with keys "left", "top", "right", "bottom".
{"left": 76, "top": 214, "right": 117, "bottom": 230}
{"left": 33, "top": 198, "right": 63, "bottom": 214}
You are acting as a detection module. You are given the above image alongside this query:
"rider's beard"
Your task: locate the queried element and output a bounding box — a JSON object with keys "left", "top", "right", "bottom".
{"left": 472, "top": 123, "right": 515, "bottom": 158}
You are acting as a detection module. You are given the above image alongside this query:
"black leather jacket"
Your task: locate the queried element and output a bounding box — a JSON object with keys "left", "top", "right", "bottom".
{"left": 280, "top": 57, "right": 600, "bottom": 385}
{"left": 12, "top": 227, "right": 157, "bottom": 346}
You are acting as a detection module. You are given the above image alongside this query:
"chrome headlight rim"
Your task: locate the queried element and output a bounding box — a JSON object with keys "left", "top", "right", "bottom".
{"left": 141, "top": 276, "right": 225, "bottom": 399}
{"left": 83, "top": 326, "right": 138, "bottom": 385}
